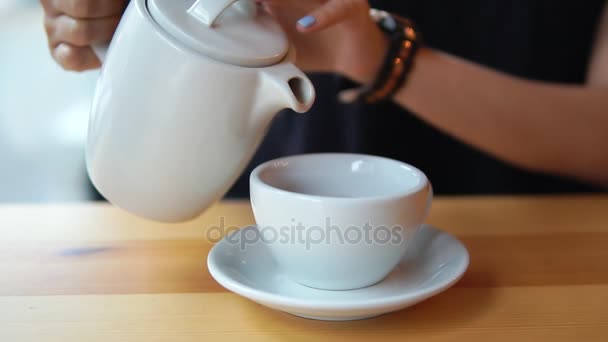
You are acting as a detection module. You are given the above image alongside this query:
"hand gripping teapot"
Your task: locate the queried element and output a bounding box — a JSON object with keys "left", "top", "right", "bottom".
{"left": 86, "top": 0, "right": 315, "bottom": 222}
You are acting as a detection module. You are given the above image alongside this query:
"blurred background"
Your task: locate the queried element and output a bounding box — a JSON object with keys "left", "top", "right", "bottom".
{"left": 0, "top": 1, "right": 603, "bottom": 202}
{"left": 0, "top": 0, "right": 99, "bottom": 201}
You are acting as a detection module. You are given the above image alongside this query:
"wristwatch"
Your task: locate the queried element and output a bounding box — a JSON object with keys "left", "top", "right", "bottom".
{"left": 339, "top": 9, "right": 421, "bottom": 104}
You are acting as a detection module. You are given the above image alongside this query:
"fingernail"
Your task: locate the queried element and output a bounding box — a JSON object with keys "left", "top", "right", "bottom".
{"left": 297, "top": 16, "right": 316, "bottom": 28}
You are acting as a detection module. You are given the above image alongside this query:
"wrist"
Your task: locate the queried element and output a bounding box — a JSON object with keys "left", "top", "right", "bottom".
{"left": 338, "top": 11, "right": 422, "bottom": 104}
{"left": 335, "top": 23, "right": 390, "bottom": 85}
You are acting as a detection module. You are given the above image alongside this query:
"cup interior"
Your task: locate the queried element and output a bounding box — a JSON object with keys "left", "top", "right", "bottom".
{"left": 253, "top": 154, "right": 426, "bottom": 199}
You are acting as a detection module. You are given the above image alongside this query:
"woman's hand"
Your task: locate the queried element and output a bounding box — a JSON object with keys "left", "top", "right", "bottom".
{"left": 41, "top": 0, "right": 128, "bottom": 71}
{"left": 257, "top": 0, "right": 388, "bottom": 84}
{"left": 40, "top": 0, "right": 386, "bottom": 79}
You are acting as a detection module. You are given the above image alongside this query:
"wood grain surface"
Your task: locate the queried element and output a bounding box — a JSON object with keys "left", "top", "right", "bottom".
{"left": 1, "top": 195, "right": 607, "bottom": 341}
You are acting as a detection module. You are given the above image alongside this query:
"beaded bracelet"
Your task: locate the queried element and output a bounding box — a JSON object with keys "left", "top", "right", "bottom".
{"left": 339, "top": 9, "right": 421, "bottom": 104}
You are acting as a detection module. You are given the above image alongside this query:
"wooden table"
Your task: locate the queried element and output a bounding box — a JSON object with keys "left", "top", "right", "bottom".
{"left": 1, "top": 196, "right": 607, "bottom": 341}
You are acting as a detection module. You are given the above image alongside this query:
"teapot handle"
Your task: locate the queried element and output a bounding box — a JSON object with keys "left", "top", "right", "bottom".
{"left": 188, "top": 0, "right": 255, "bottom": 27}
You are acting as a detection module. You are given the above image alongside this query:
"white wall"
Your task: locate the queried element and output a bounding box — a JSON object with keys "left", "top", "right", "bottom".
{"left": 0, "top": 2, "right": 100, "bottom": 201}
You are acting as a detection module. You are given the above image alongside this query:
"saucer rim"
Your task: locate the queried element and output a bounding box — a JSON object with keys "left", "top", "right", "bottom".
{"left": 207, "top": 224, "right": 469, "bottom": 311}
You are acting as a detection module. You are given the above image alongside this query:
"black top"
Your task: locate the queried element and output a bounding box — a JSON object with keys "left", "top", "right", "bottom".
{"left": 226, "top": 0, "right": 607, "bottom": 198}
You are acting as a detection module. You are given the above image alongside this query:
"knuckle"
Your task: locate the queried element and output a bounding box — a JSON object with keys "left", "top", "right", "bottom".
{"left": 65, "top": 19, "right": 95, "bottom": 45}
{"left": 56, "top": 46, "right": 85, "bottom": 70}
{"left": 76, "top": 20, "right": 96, "bottom": 44}
{"left": 67, "top": 0, "right": 94, "bottom": 17}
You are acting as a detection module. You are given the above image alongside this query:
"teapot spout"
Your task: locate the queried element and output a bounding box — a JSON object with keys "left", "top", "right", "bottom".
{"left": 254, "top": 62, "right": 315, "bottom": 123}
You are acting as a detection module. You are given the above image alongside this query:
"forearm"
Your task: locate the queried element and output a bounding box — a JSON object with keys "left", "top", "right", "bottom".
{"left": 264, "top": 0, "right": 608, "bottom": 186}
{"left": 392, "top": 48, "right": 608, "bottom": 186}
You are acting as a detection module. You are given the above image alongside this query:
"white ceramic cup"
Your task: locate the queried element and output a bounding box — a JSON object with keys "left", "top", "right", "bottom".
{"left": 250, "top": 153, "right": 433, "bottom": 290}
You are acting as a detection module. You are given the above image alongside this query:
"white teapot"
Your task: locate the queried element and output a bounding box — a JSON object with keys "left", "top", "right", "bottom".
{"left": 86, "top": 0, "right": 315, "bottom": 222}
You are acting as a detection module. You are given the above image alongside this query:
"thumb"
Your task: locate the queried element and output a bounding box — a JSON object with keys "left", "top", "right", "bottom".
{"left": 296, "top": 0, "right": 370, "bottom": 33}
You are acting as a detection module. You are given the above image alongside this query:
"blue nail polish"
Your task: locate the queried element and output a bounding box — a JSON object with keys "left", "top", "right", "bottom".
{"left": 297, "top": 16, "right": 316, "bottom": 28}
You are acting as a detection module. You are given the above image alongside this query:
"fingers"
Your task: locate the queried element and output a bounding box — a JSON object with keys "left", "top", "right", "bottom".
{"left": 40, "top": 0, "right": 126, "bottom": 19}
{"left": 296, "top": 0, "right": 370, "bottom": 33}
{"left": 44, "top": 13, "right": 120, "bottom": 70}
{"left": 46, "top": 14, "right": 121, "bottom": 47}
{"left": 41, "top": 0, "right": 126, "bottom": 71}
{"left": 51, "top": 43, "right": 101, "bottom": 71}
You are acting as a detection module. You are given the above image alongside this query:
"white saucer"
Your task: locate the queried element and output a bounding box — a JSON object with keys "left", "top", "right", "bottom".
{"left": 207, "top": 225, "right": 469, "bottom": 321}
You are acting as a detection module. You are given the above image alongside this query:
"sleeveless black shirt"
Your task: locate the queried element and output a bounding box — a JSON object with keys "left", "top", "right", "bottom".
{"left": 226, "top": 0, "right": 607, "bottom": 197}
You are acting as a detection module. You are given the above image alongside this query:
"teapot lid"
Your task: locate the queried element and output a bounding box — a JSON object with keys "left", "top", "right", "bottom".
{"left": 148, "top": 0, "right": 289, "bottom": 67}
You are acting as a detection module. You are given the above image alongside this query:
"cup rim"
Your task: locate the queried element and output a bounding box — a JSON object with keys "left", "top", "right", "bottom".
{"left": 249, "top": 153, "right": 430, "bottom": 202}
